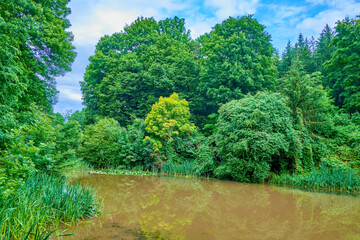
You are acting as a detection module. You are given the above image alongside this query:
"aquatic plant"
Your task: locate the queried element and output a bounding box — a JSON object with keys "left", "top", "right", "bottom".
{"left": 161, "top": 161, "right": 195, "bottom": 176}
{"left": 270, "top": 159, "right": 360, "bottom": 193}
{"left": 0, "top": 174, "right": 101, "bottom": 239}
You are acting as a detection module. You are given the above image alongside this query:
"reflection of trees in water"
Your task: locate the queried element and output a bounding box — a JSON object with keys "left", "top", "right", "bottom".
{"left": 269, "top": 187, "right": 360, "bottom": 239}
{"left": 72, "top": 175, "right": 360, "bottom": 240}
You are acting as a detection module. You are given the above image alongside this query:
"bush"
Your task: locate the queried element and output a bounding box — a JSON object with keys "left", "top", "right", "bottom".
{"left": 78, "top": 117, "right": 123, "bottom": 168}
{"left": 214, "top": 92, "right": 298, "bottom": 183}
{"left": 0, "top": 106, "right": 81, "bottom": 199}
{"left": 79, "top": 117, "right": 154, "bottom": 169}
{"left": 117, "top": 118, "right": 154, "bottom": 169}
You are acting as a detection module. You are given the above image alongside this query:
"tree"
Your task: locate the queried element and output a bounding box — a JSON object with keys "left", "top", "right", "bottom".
{"left": 81, "top": 17, "right": 199, "bottom": 125}
{"left": 278, "top": 41, "right": 294, "bottom": 77}
{"left": 197, "top": 15, "right": 278, "bottom": 120}
{"left": 294, "top": 34, "right": 316, "bottom": 74}
{"left": 279, "top": 61, "right": 334, "bottom": 169}
{"left": 145, "top": 93, "right": 196, "bottom": 153}
{"left": 324, "top": 17, "right": 360, "bottom": 112}
{"left": 214, "top": 92, "right": 298, "bottom": 183}
{"left": 280, "top": 61, "right": 333, "bottom": 133}
{"left": 314, "top": 24, "right": 335, "bottom": 74}
{"left": 0, "top": 0, "right": 76, "bottom": 111}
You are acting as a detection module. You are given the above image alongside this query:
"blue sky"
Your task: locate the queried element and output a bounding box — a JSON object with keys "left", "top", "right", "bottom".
{"left": 53, "top": 0, "right": 360, "bottom": 113}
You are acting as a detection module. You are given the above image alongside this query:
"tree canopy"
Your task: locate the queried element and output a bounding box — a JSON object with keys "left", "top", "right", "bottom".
{"left": 81, "top": 17, "right": 199, "bottom": 125}
{"left": 197, "top": 15, "right": 278, "bottom": 117}
{"left": 325, "top": 17, "right": 360, "bottom": 112}
{"left": 0, "top": 0, "right": 76, "bottom": 111}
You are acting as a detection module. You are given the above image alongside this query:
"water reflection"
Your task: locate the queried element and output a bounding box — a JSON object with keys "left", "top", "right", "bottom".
{"left": 65, "top": 174, "right": 360, "bottom": 239}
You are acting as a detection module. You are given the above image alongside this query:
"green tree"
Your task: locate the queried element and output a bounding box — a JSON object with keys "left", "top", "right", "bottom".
{"left": 81, "top": 17, "right": 199, "bottom": 125}
{"left": 197, "top": 15, "right": 278, "bottom": 120}
{"left": 279, "top": 61, "right": 335, "bottom": 170}
{"left": 145, "top": 93, "right": 196, "bottom": 153}
{"left": 278, "top": 41, "right": 294, "bottom": 77}
{"left": 78, "top": 117, "right": 123, "bottom": 168}
{"left": 294, "top": 34, "right": 316, "bottom": 74}
{"left": 324, "top": 17, "right": 360, "bottom": 112}
{"left": 279, "top": 61, "right": 333, "bottom": 133}
{"left": 0, "top": 0, "right": 76, "bottom": 111}
{"left": 214, "top": 92, "right": 298, "bottom": 183}
{"left": 314, "top": 24, "right": 335, "bottom": 74}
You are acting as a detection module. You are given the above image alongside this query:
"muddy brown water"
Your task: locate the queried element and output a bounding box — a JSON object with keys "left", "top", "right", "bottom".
{"left": 65, "top": 174, "right": 360, "bottom": 240}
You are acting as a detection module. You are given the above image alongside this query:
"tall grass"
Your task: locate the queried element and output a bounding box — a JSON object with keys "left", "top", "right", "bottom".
{"left": 270, "top": 160, "right": 360, "bottom": 193}
{"left": 0, "top": 174, "right": 101, "bottom": 239}
{"left": 161, "top": 161, "right": 195, "bottom": 176}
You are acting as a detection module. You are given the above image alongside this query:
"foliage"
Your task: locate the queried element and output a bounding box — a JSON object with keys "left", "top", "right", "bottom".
{"left": 197, "top": 16, "right": 278, "bottom": 118}
{"left": 66, "top": 109, "right": 86, "bottom": 129}
{"left": 81, "top": 16, "right": 199, "bottom": 125}
{"left": 145, "top": 93, "right": 196, "bottom": 152}
{"left": 270, "top": 159, "right": 360, "bottom": 193}
{"left": 117, "top": 118, "right": 154, "bottom": 169}
{"left": 79, "top": 117, "right": 154, "bottom": 168}
{"left": 0, "top": 0, "right": 76, "bottom": 110}
{"left": 214, "top": 92, "right": 298, "bottom": 183}
{"left": 0, "top": 106, "right": 80, "bottom": 199}
{"left": 313, "top": 24, "right": 335, "bottom": 75}
{"left": 328, "top": 113, "right": 360, "bottom": 167}
{"left": 324, "top": 16, "right": 360, "bottom": 112}
{"left": 0, "top": 174, "right": 100, "bottom": 239}
{"left": 279, "top": 61, "right": 334, "bottom": 131}
{"left": 78, "top": 117, "right": 123, "bottom": 168}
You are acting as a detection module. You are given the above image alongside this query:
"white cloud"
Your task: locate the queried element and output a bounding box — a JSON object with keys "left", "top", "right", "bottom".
{"left": 69, "top": 0, "right": 197, "bottom": 47}
{"left": 296, "top": 0, "right": 360, "bottom": 36}
{"left": 204, "top": 0, "right": 259, "bottom": 19}
{"left": 58, "top": 86, "right": 82, "bottom": 102}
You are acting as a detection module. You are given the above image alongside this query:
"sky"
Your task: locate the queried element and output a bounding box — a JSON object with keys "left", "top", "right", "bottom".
{"left": 53, "top": 0, "right": 360, "bottom": 113}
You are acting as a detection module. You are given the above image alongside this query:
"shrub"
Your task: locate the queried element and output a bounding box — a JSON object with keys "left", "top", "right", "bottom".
{"left": 214, "top": 92, "right": 298, "bottom": 183}
{"left": 78, "top": 117, "right": 123, "bottom": 168}
{"left": 0, "top": 106, "right": 81, "bottom": 199}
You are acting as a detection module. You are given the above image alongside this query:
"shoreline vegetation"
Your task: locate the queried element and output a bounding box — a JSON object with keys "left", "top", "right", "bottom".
{"left": 0, "top": 173, "right": 101, "bottom": 239}
{"left": 86, "top": 160, "right": 360, "bottom": 195}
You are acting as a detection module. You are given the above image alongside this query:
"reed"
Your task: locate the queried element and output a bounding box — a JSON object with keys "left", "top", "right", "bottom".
{"left": 270, "top": 160, "right": 360, "bottom": 193}
{"left": 161, "top": 161, "right": 195, "bottom": 176}
{"left": 0, "top": 174, "right": 101, "bottom": 239}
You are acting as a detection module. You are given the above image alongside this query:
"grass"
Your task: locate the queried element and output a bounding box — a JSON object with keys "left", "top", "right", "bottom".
{"left": 89, "top": 161, "right": 196, "bottom": 177}
{"left": 0, "top": 174, "right": 101, "bottom": 239}
{"left": 161, "top": 161, "right": 195, "bottom": 176}
{"left": 270, "top": 160, "right": 360, "bottom": 193}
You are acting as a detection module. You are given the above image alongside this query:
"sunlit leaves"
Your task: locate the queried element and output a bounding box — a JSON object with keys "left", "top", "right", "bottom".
{"left": 145, "top": 93, "right": 195, "bottom": 152}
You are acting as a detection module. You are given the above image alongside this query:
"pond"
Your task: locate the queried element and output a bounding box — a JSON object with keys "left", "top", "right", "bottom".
{"left": 65, "top": 174, "right": 360, "bottom": 239}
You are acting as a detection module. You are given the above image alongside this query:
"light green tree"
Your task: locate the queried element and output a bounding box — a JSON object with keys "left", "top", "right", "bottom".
{"left": 145, "top": 93, "right": 196, "bottom": 153}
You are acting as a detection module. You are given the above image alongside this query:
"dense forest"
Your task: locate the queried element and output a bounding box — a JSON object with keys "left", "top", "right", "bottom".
{"left": 79, "top": 15, "right": 360, "bottom": 183}
{"left": 0, "top": 0, "right": 360, "bottom": 237}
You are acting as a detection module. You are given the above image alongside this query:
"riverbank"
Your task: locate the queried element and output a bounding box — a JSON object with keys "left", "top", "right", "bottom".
{"left": 88, "top": 161, "right": 360, "bottom": 195}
